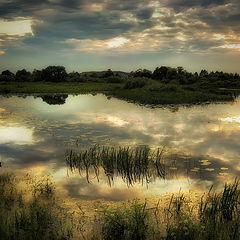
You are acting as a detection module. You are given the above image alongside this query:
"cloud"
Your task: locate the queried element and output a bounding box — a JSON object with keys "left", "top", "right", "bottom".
{"left": 0, "top": 19, "right": 33, "bottom": 36}
{"left": 136, "top": 7, "right": 155, "bottom": 20}
{"left": 163, "top": 0, "right": 232, "bottom": 10}
{"left": 0, "top": 0, "right": 239, "bottom": 71}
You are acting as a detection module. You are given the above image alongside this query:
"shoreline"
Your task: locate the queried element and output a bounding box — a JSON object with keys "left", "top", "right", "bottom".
{"left": 0, "top": 81, "right": 236, "bottom": 105}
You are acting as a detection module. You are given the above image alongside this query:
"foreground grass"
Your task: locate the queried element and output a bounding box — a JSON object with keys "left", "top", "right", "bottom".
{"left": 0, "top": 81, "right": 234, "bottom": 104}
{"left": 0, "top": 173, "right": 75, "bottom": 240}
{"left": 1, "top": 172, "right": 240, "bottom": 240}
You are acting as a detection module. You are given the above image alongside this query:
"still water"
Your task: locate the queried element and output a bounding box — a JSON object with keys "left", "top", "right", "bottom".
{"left": 0, "top": 94, "right": 240, "bottom": 202}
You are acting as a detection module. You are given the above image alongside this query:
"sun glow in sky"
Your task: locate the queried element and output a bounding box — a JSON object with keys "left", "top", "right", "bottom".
{"left": 107, "top": 37, "right": 129, "bottom": 48}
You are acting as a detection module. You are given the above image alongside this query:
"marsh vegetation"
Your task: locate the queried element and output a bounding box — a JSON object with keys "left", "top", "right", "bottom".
{"left": 1, "top": 172, "right": 240, "bottom": 240}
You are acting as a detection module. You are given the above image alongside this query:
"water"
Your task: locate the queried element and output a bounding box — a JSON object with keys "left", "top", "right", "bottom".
{"left": 0, "top": 94, "right": 240, "bottom": 202}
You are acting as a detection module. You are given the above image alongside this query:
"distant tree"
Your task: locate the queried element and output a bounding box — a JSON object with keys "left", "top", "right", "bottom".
{"left": 103, "top": 69, "right": 114, "bottom": 78}
{"left": 16, "top": 69, "right": 31, "bottom": 82}
{"left": 67, "top": 72, "right": 86, "bottom": 82}
{"left": 234, "top": 73, "right": 239, "bottom": 79}
{"left": 32, "top": 69, "right": 43, "bottom": 82}
{"left": 41, "top": 66, "right": 67, "bottom": 82}
{"left": 2, "top": 70, "right": 14, "bottom": 77}
{"left": 166, "top": 68, "right": 177, "bottom": 80}
{"left": 177, "top": 67, "right": 185, "bottom": 75}
{"left": 132, "top": 69, "right": 152, "bottom": 78}
{"left": 199, "top": 69, "right": 208, "bottom": 77}
{"left": 0, "top": 70, "right": 15, "bottom": 81}
{"left": 152, "top": 66, "right": 168, "bottom": 80}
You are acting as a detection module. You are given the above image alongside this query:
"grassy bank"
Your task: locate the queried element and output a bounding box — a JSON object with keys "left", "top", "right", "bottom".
{"left": 0, "top": 82, "right": 122, "bottom": 94}
{"left": 1, "top": 172, "right": 240, "bottom": 240}
{"left": 0, "top": 81, "right": 234, "bottom": 105}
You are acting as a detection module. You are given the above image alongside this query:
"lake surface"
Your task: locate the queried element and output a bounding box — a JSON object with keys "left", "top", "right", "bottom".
{"left": 0, "top": 94, "right": 240, "bottom": 202}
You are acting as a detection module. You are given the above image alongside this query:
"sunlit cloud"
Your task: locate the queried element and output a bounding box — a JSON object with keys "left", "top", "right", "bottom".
{"left": 219, "top": 44, "right": 240, "bottom": 50}
{"left": 0, "top": 18, "right": 33, "bottom": 36}
{"left": 0, "top": 126, "right": 35, "bottom": 145}
{"left": 65, "top": 36, "right": 129, "bottom": 52}
{"left": 220, "top": 116, "right": 240, "bottom": 123}
{"left": 107, "top": 37, "right": 129, "bottom": 48}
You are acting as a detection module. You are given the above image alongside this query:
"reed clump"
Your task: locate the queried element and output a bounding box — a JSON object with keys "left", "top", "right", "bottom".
{"left": 94, "top": 181, "right": 240, "bottom": 240}
{"left": 65, "top": 145, "right": 166, "bottom": 186}
{"left": 0, "top": 173, "right": 75, "bottom": 240}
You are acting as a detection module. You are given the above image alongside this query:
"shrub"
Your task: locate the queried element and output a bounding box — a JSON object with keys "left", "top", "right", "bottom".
{"left": 124, "top": 78, "right": 147, "bottom": 89}
{"left": 105, "top": 76, "right": 124, "bottom": 83}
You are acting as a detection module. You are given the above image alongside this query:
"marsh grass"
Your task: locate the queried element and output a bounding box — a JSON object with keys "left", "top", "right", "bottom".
{"left": 0, "top": 173, "right": 76, "bottom": 240}
{"left": 99, "top": 201, "right": 149, "bottom": 240}
{"left": 1, "top": 172, "right": 240, "bottom": 239}
{"left": 65, "top": 145, "right": 166, "bottom": 186}
{"left": 94, "top": 181, "right": 240, "bottom": 240}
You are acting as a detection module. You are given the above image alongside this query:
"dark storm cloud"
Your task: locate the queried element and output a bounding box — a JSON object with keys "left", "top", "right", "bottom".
{"left": 31, "top": 12, "right": 137, "bottom": 40}
{"left": 136, "top": 7, "right": 154, "bottom": 20}
{"left": 105, "top": 0, "right": 147, "bottom": 11}
{"left": 0, "top": 0, "right": 49, "bottom": 18}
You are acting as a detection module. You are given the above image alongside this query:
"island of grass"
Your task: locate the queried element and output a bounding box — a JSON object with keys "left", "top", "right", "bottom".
{"left": 0, "top": 66, "right": 239, "bottom": 105}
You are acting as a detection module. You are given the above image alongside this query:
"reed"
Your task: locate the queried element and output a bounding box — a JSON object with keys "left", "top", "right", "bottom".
{"left": 1, "top": 172, "right": 240, "bottom": 239}
{"left": 65, "top": 145, "right": 166, "bottom": 186}
{"left": 0, "top": 173, "right": 75, "bottom": 240}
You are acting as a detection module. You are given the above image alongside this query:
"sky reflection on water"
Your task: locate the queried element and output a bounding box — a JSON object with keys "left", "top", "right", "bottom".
{"left": 0, "top": 94, "right": 240, "bottom": 201}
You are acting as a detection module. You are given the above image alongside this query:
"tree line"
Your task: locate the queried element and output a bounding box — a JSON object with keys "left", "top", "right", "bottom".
{"left": 1, "top": 65, "right": 240, "bottom": 88}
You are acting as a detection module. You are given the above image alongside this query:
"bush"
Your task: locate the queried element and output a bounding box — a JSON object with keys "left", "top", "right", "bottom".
{"left": 0, "top": 74, "right": 15, "bottom": 82}
{"left": 105, "top": 76, "right": 124, "bottom": 83}
{"left": 124, "top": 78, "right": 147, "bottom": 89}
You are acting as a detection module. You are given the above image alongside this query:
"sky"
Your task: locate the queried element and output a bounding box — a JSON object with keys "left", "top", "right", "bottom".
{"left": 0, "top": 0, "right": 239, "bottom": 73}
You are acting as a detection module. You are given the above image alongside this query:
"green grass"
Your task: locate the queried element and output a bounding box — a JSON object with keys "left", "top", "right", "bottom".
{"left": 0, "top": 81, "right": 235, "bottom": 105}
{"left": 1, "top": 172, "right": 240, "bottom": 240}
{"left": 110, "top": 88, "right": 233, "bottom": 105}
{"left": 0, "top": 82, "right": 121, "bottom": 94}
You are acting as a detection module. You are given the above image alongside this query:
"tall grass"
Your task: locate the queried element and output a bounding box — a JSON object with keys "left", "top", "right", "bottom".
{"left": 1, "top": 172, "right": 240, "bottom": 240}
{"left": 99, "top": 201, "right": 149, "bottom": 240}
{"left": 65, "top": 145, "right": 166, "bottom": 186}
{"left": 93, "top": 181, "right": 240, "bottom": 240}
{"left": 0, "top": 173, "right": 75, "bottom": 240}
